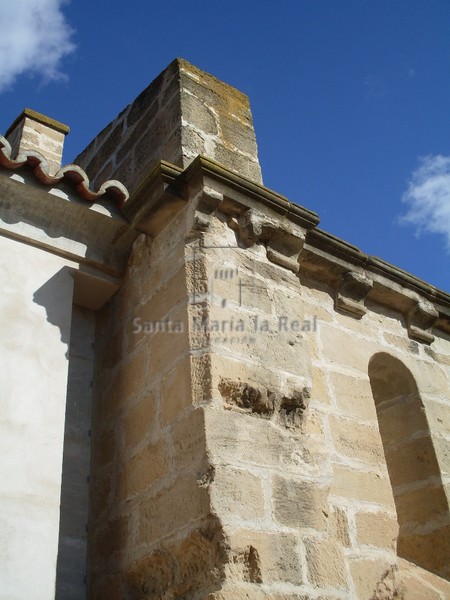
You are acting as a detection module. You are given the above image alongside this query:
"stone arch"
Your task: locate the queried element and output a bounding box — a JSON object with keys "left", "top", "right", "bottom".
{"left": 368, "top": 352, "right": 449, "bottom": 578}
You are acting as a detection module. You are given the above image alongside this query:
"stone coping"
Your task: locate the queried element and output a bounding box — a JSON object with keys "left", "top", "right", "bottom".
{"left": 5, "top": 108, "right": 70, "bottom": 136}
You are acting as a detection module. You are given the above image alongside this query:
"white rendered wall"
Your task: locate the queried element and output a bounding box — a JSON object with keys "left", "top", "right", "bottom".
{"left": 0, "top": 235, "right": 75, "bottom": 600}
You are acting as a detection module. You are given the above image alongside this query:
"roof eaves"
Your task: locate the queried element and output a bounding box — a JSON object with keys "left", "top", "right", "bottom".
{"left": 0, "top": 135, "right": 129, "bottom": 208}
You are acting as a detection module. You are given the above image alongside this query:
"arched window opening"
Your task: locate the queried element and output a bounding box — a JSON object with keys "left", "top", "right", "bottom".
{"left": 369, "top": 352, "right": 449, "bottom": 579}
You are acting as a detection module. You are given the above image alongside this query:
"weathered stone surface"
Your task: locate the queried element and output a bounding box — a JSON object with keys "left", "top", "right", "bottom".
{"left": 117, "top": 437, "right": 168, "bottom": 501}
{"left": 93, "top": 515, "right": 129, "bottom": 563}
{"left": 320, "top": 324, "right": 379, "bottom": 373}
{"left": 304, "top": 537, "right": 348, "bottom": 588}
{"left": 397, "top": 557, "right": 450, "bottom": 598}
{"left": 332, "top": 465, "right": 395, "bottom": 507}
{"left": 171, "top": 407, "right": 208, "bottom": 471}
{"left": 205, "top": 408, "right": 317, "bottom": 475}
{"left": 104, "top": 350, "right": 145, "bottom": 418}
{"left": 329, "top": 416, "right": 384, "bottom": 463}
{"left": 329, "top": 506, "right": 350, "bottom": 547}
{"left": 122, "top": 392, "right": 157, "bottom": 450}
{"left": 349, "top": 560, "right": 400, "bottom": 600}
{"left": 225, "top": 528, "right": 303, "bottom": 585}
{"left": 75, "top": 58, "right": 262, "bottom": 194}
{"left": 385, "top": 437, "right": 441, "bottom": 486}
{"left": 355, "top": 511, "right": 398, "bottom": 549}
{"left": 161, "top": 356, "right": 192, "bottom": 425}
{"left": 395, "top": 484, "right": 448, "bottom": 525}
{"left": 398, "top": 524, "right": 450, "bottom": 580}
{"left": 329, "top": 372, "right": 378, "bottom": 422}
{"left": 210, "top": 466, "right": 265, "bottom": 520}
{"left": 138, "top": 474, "right": 211, "bottom": 544}
{"left": 125, "top": 521, "right": 225, "bottom": 600}
{"left": 310, "top": 365, "right": 332, "bottom": 404}
{"left": 272, "top": 474, "right": 329, "bottom": 531}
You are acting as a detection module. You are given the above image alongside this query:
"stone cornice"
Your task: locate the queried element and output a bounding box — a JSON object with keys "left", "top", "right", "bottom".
{"left": 181, "top": 156, "right": 320, "bottom": 231}
{"left": 124, "top": 157, "right": 450, "bottom": 339}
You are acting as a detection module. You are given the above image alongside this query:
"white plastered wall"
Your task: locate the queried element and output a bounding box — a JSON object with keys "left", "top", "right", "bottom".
{"left": 0, "top": 235, "right": 76, "bottom": 600}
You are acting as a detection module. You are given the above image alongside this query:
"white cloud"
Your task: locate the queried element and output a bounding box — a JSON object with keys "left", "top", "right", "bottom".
{"left": 401, "top": 155, "right": 450, "bottom": 250}
{"left": 0, "top": 0, "right": 75, "bottom": 93}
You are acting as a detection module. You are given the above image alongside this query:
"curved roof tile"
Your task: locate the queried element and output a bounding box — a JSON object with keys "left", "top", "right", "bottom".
{"left": 0, "top": 135, "right": 129, "bottom": 208}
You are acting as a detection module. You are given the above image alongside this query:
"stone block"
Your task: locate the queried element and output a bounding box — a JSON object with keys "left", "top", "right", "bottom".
{"left": 130, "top": 264, "right": 188, "bottom": 350}
{"left": 214, "top": 144, "right": 262, "bottom": 182}
{"left": 210, "top": 466, "right": 265, "bottom": 520}
{"left": 107, "top": 350, "right": 145, "bottom": 416}
{"left": 181, "top": 90, "right": 218, "bottom": 135}
{"left": 125, "top": 523, "right": 224, "bottom": 600}
{"left": 332, "top": 465, "right": 395, "bottom": 507}
{"left": 225, "top": 528, "right": 303, "bottom": 585}
{"left": 272, "top": 474, "right": 329, "bottom": 531}
{"left": 410, "top": 361, "right": 450, "bottom": 397}
{"left": 93, "top": 515, "right": 129, "bottom": 562}
{"left": 384, "top": 332, "right": 420, "bottom": 354}
{"left": 399, "top": 576, "right": 443, "bottom": 600}
{"left": 349, "top": 559, "right": 399, "bottom": 600}
{"left": 138, "top": 474, "right": 210, "bottom": 544}
{"left": 210, "top": 353, "right": 281, "bottom": 395}
{"left": 397, "top": 556, "right": 450, "bottom": 598}
{"left": 117, "top": 437, "right": 168, "bottom": 502}
{"left": 298, "top": 409, "right": 324, "bottom": 435}
{"left": 91, "top": 574, "right": 123, "bottom": 600}
{"left": 273, "top": 290, "right": 333, "bottom": 325}
{"left": 376, "top": 394, "right": 428, "bottom": 444}
{"left": 329, "top": 416, "right": 384, "bottom": 464}
{"left": 304, "top": 537, "right": 348, "bottom": 588}
{"left": 395, "top": 484, "right": 448, "bottom": 525}
{"left": 424, "top": 400, "right": 450, "bottom": 436}
{"left": 355, "top": 511, "right": 398, "bottom": 550}
{"left": 161, "top": 356, "right": 192, "bottom": 426}
{"left": 329, "top": 506, "right": 350, "bottom": 547}
{"left": 398, "top": 524, "right": 450, "bottom": 579}
{"left": 90, "top": 472, "right": 112, "bottom": 521}
{"left": 93, "top": 428, "right": 116, "bottom": 469}
{"left": 310, "top": 366, "right": 332, "bottom": 404}
{"left": 386, "top": 437, "right": 441, "bottom": 486}
{"left": 205, "top": 408, "right": 314, "bottom": 476}
{"left": 171, "top": 408, "right": 208, "bottom": 472}
{"left": 122, "top": 392, "right": 157, "bottom": 450}
{"left": 330, "top": 371, "right": 378, "bottom": 422}
{"left": 147, "top": 305, "right": 190, "bottom": 379}
{"left": 320, "top": 324, "right": 379, "bottom": 373}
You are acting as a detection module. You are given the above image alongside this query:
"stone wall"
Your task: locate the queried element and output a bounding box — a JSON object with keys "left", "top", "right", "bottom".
{"left": 88, "top": 185, "right": 450, "bottom": 598}
{"left": 75, "top": 58, "right": 262, "bottom": 196}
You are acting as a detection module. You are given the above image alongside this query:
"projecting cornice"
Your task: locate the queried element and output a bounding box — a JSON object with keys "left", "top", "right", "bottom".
{"left": 124, "top": 156, "right": 450, "bottom": 340}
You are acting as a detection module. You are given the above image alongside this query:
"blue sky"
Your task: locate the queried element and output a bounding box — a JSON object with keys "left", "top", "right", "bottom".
{"left": 1, "top": 0, "right": 449, "bottom": 291}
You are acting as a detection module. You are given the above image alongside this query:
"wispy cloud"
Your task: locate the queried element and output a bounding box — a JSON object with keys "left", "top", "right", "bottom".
{"left": 0, "top": 0, "right": 75, "bottom": 93}
{"left": 401, "top": 155, "right": 450, "bottom": 250}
